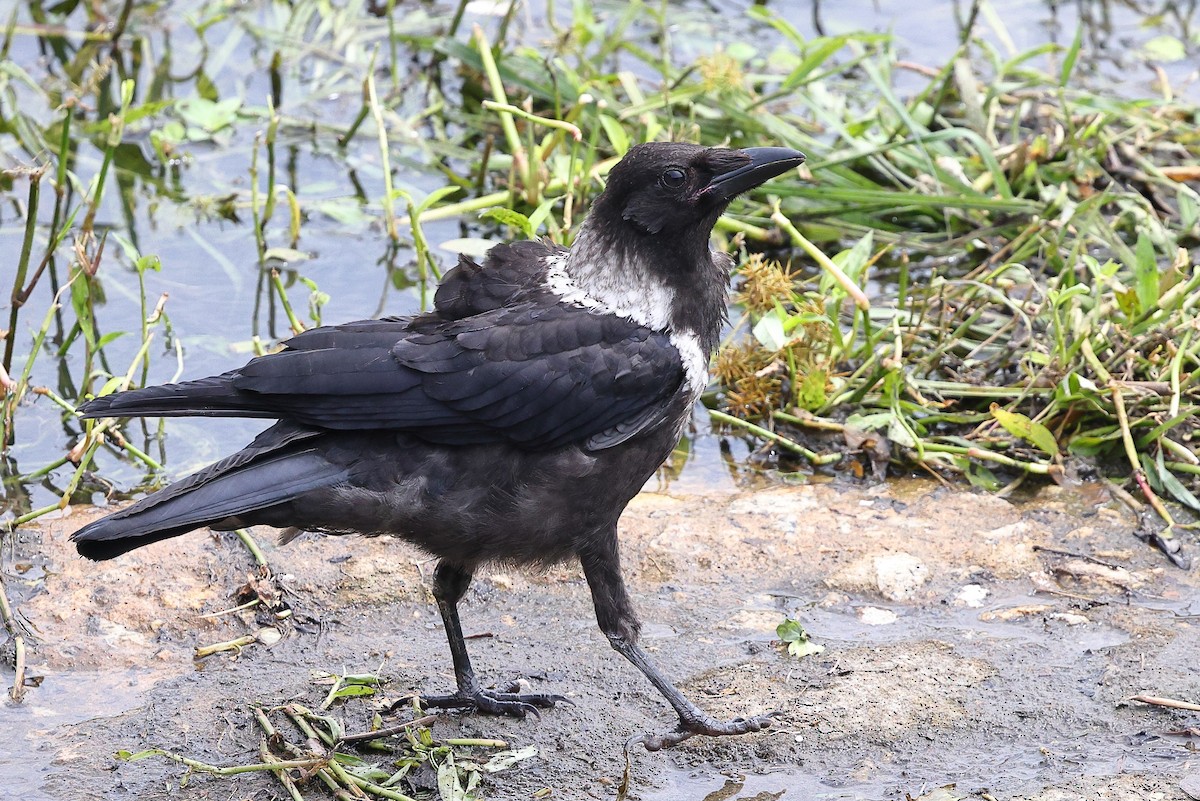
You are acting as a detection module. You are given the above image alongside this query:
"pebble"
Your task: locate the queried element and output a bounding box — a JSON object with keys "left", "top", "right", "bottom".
{"left": 978, "top": 521, "right": 1030, "bottom": 540}
{"left": 256, "top": 627, "right": 282, "bottom": 645}
{"left": 858, "top": 606, "right": 898, "bottom": 625}
{"left": 954, "top": 584, "right": 988, "bottom": 608}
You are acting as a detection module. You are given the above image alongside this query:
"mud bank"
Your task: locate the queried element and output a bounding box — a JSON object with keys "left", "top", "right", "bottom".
{"left": 3, "top": 479, "right": 1199, "bottom": 800}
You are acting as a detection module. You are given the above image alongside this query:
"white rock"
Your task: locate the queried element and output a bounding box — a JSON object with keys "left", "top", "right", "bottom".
{"left": 954, "top": 584, "right": 989, "bottom": 608}
{"left": 858, "top": 607, "right": 898, "bottom": 625}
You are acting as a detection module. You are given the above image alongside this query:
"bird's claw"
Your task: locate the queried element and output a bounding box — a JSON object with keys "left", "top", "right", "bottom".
{"left": 410, "top": 687, "right": 571, "bottom": 720}
{"left": 631, "top": 712, "right": 774, "bottom": 751}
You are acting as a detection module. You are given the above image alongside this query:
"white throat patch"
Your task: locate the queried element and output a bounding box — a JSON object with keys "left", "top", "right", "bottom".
{"left": 544, "top": 233, "right": 676, "bottom": 331}
{"left": 543, "top": 249, "right": 709, "bottom": 395}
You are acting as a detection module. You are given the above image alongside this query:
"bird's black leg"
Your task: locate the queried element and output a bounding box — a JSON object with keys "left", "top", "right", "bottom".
{"left": 580, "top": 529, "right": 772, "bottom": 750}
{"left": 415, "top": 560, "right": 568, "bottom": 719}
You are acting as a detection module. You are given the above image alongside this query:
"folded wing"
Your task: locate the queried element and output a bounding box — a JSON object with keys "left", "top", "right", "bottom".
{"left": 79, "top": 303, "right": 686, "bottom": 452}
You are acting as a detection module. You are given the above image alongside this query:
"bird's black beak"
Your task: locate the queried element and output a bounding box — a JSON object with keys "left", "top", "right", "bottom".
{"left": 705, "top": 146, "right": 806, "bottom": 203}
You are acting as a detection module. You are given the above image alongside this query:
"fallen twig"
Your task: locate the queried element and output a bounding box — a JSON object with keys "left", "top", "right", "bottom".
{"left": 1129, "top": 694, "right": 1200, "bottom": 712}
{"left": 340, "top": 715, "right": 439, "bottom": 745}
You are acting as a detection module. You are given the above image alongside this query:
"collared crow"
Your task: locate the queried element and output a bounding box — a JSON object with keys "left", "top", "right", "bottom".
{"left": 72, "top": 142, "right": 805, "bottom": 749}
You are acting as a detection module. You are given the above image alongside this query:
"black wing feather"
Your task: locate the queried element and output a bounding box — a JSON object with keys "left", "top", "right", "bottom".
{"left": 81, "top": 300, "right": 686, "bottom": 452}
{"left": 391, "top": 303, "right": 685, "bottom": 448}
{"left": 432, "top": 241, "right": 562, "bottom": 319}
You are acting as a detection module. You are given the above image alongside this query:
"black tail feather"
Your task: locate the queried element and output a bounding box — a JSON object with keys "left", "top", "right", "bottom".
{"left": 72, "top": 425, "right": 346, "bottom": 561}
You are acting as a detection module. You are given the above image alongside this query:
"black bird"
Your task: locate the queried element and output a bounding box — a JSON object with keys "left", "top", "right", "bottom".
{"left": 72, "top": 142, "right": 805, "bottom": 749}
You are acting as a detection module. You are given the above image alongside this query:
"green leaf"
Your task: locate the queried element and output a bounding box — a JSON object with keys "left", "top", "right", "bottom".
{"left": 195, "top": 70, "right": 220, "bottom": 102}
{"left": 886, "top": 412, "right": 917, "bottom": 449}
{"left": 597, "top": 114, "right": 629, "bottom": 155}
{"left": 796, "top": 366, "right": 827, "bottom": 411}
{"left": 416, "top": 185, "right": 460, "bottom": 214}
{"left": 341, "top": 673, "right": 382, "bottom": 686}
{"left": 480, "top": 206, "right": 533, "bottom": 238}
{"left": 136, "top": 254, "right": 162, "bottom": 273}
{"left": 481, "top": 745, "right": 538, "bottom": 773}
{"left": 330, "top": 684, "right": 376, "bottom": 700}
{"left": 845, "top": 411, "right": 892, "bottom": 431}
{"left": 725, "top": 41, "right": 757, "bottom": 63}
{"left": 787, "top": 638, "right": 823, "bottom": 658}
{"left": 1057, "top": 372, "right": 1099, "bottom": 399}
{"left": 109, "top": 231, "right": 141, "bottom": 265}
{"left": 96, "top": 375, "right": 130, "bottom": 397}
{"left": 1133, "top": 231, "right": 1159, "bottom": 315}
{"left": 1113, "top": 287, "right": 1137, "bottom": 319}
{"left": 314, "top": 200, "right": 369, "bottom": 227}
{"left": 526, "top": 195, "right": 560, "bottom": 235}
{"left": 1179, "top": 191, "right": 1198, "bottom": 232}
{"left": 95, "top": 331, "right": 128, "bottom": 349}
{"left": 752, "top": 303, "right": 809, "bottom": 351}
{"left": 956, "top": 457, "right": 1002, "bottom": 491}
{"left": 156, "top": 120, "right": 187, "bottom": 145}
{"left": 990, "top": 403, "right": 1058, "bottom": 456}
{"left": 776, "top": 618, "right": 824, "bottom": 658}
{"left": 830, "top": 231, "right": 873, "bottom": 283}
{"left": 176, "top": 96, "right": 241, "bottom": 134}
{"left": 776, "top": 619, "right": 803, "bottom": 641}
{"left": 1154, "top": 449, "right": 1200, "bottom": 511}
{"left": 118, "top": 99, "right": 175, "bottom": 128}
{"left": 329, "top": 752, "right": 369, "bottom": 766}
{"left": 784, "top": 35, "right": 854, "bottom": 89}
{"left": 1059, "top": 24, "right": 1084, "bottom": 86}
{"left": 116, "top": 749, "right": 167, "bottom": 762}
{"left": 751, "top": 311, "right": 787, "bottom": 351}
{"left": 436, "top": 752, "right": 470, "bottom": 801}
{"left": 262, "top": 247, "right": 312, "bottom": 264}
{"left": 1142, "top": 35, "right": 1188, "bottom": 62}
{"left": 1045, "top": 284, "right": 1090, "bottom": 309}
{"left": 1140, "top": 452, "right": 1164, "bottom": 493}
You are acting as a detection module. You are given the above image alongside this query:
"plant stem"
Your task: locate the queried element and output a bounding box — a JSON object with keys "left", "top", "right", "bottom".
{"left": 708, "top": 408, "right": 840, "bottom": 465}
{"left": 0, "top": 575, "right": 27, "bottom": 701}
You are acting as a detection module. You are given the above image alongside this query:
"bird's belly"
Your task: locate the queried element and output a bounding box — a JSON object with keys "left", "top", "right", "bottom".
{"left": 260, "top": 426, "right": 682, "bottom": 569}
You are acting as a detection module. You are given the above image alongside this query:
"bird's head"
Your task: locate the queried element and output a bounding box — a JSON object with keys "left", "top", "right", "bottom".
{"left": 560, "top": 142, "right": 804, "bottom": 355}
{"left": 596, "top": 142, "right": 806, "bottom": 237}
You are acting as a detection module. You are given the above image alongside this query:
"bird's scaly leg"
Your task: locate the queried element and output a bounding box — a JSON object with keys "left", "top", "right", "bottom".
{"left": 580, "top": 530, "right": 772, "bottom": 750}
{"left": 412, "top": 560, "right": 569, "bottom": 719}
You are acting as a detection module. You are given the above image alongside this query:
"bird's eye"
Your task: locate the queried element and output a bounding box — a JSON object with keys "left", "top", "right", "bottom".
{"left": 661, "top": 167, "right": 686, "bottom": 188}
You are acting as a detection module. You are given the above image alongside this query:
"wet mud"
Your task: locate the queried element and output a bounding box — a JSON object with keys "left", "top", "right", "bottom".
{"left": 3, "top": 478, "right": 1199, "bottom": 800}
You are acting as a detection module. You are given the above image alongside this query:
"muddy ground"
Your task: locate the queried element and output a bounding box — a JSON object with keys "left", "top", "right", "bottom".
{"left": 3, "top": 477, "right": 1200, "bottom": 800}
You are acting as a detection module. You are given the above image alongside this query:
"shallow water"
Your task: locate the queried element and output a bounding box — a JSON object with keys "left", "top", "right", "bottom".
{"left": 1, "top": 669, "right": 167, "bottom": 798}
{"left": 641, "top": 586, "right": 1194, "bottom": 799}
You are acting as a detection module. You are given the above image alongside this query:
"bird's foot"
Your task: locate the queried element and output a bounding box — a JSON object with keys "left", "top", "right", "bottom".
{"left": 408, "top": 682, "right": 571, "bottom": 720}
{"left": 630, "top": 711, "right": 775, "bottom": 751}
